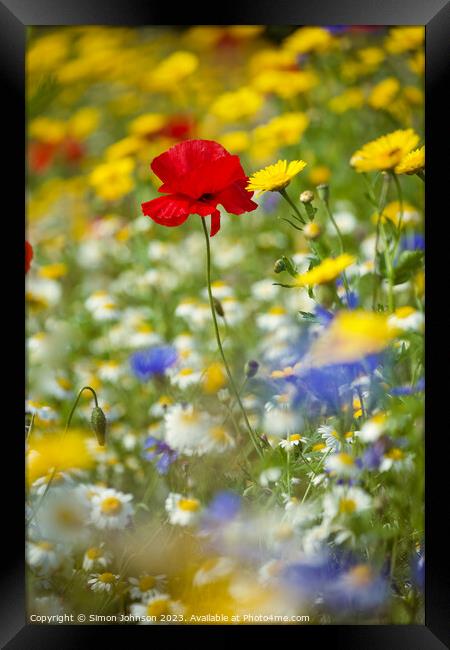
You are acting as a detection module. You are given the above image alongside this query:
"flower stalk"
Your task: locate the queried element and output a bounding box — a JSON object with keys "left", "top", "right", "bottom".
{"left": 201, "top": 217, "right": 263, "bottom": 457}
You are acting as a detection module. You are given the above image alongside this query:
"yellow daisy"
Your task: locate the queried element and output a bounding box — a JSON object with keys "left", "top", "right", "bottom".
{"left": 246, "top": 159, "right": 307, "bottom": 194}
{"left": 395, "top": 146, "right": 425, "bottom": 175}
{"left": 307, "top": 310, "right": 399, "bottom": 367}
{"left": 350, "top": 129, "right": 419, "bottom": 173}
{"left": 295, "top": 254, "right": 356, "bottom": 287}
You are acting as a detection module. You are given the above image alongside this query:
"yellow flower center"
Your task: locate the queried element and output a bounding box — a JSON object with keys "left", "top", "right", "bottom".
{"left": 37, "top": 541, "right": 54, "bottom": 551}
{"left": 147, "top": 598, "right": 170, "bottom": 618}
{"left": 386, "top": 448, "right": 404, "bottom": 460}
{"left": 139, "top": 576, "right": 156, "bottom": 592}
{"left": 337, "top": 453, "right": 354, "bottom": 466}
{"left": 339, "top": 498, "right": 357, "bottom": 514}
{"left": 100, "top": 496, "right": 123, "bottom": 515}
{"left": 86, "top": 547, "right": 102, "bottom": 560}
{"left": 178, "top": 498, "right": 200, "bottom": 512}
{"left": 55, "top": 508, "right": 82, "bottom": 528}
{"left": 99, "top": 572, "right": 115, "bottom": 584}
{"left": 179, "top": 367, "right": 194, "bottom": 376}
{"left": 288, "top": 434, "right": 301, "bottom": 442}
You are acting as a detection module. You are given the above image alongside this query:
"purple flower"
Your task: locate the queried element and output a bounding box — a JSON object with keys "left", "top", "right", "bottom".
{"left": 130, "top": 345, "right": 177, "bottom": 381}
{"left": 391, "top": 378, "right": 424, "bottom": 396}
{"left": 143, "top": 436, "right": 177, "bottom": 474}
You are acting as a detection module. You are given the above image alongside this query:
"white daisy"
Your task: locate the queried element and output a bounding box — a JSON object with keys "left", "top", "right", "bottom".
{"left": 34, "top": 487, "right": 90, "bottom": 546}
{"left": 169, "top": 366, "right": 202, "bottom": 390}
{"left": 129, "top": 593, "right": 184, "bottom": 624}
{"left": 279, "top": 433, "right": 305, "bottom": 450}
{"left": 165, "top": 493, "right": 201, "bottom": 526}
{"left": 82, "top": 544, "right": 111, "bottom": 571}
{"left": 259, "top": 467, "right": 282, "bottom": 487}
{"left": 90, "top": 488, "right": 134, "bottom": 530}
{"left": 128, "top": 574, "right": 166, "bottom": 600}
{"left": 27, "top": 540, "right": 64, "bottom": 573}
{"left": 323, "top": 486, "right": 372, "bottom": 519}
{"left": 325, "top": 452, "right": 358, "bottom": 477}
{"left": 359, "top": 413, "right": 387, "bottom": 443}
{"left": 164, "top": 404, "right": 210, "bottom": 456}
{"left": 193, "top": 557, "right": 235, "bottom": 586}
{"left": 88, "top": 572, "right": 119, "bottom": 593}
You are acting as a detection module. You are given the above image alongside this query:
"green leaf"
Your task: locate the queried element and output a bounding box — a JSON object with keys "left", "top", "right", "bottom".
{"left": 299, "top": 311, "right": 318, "bottom": 322}
{"left": 393, "top": 250, "right": 424, "bottom": 285}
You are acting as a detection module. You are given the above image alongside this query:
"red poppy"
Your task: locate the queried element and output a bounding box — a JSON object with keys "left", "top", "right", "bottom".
{"left": 141, "top": 139, "right": 258, "bottom": 237}
{"left": 25, "top": 240, "right": 33, "bottom": 274}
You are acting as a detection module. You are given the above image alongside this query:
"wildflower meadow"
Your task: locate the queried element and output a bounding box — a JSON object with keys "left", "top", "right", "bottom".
{"left": 26, "top": 25, "right": 425, "bottom": 625}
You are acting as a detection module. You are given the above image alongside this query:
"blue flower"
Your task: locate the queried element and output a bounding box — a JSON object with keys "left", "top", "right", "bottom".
{"left": 391, "top": 378, "right": 424, "bottom": 396}
{"left": 143, "top": 436, "right": 177, "bottom": 475}
{"left": 399, "top": 233, "right": 425, "bottom": 252}
{"left": 130, "top": 345, "right": 177, "bottom": 381}
{"left": 203, "top": 491, "right": 241, "bottom": 525}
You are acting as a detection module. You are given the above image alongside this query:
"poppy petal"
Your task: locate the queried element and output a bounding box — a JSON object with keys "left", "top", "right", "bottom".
{"left": 209, "top": 210, "right": 221, "bottom": 237}
{"left": 151, "top": 139, "right": 229, "bottom": 186}
{"left": 141, "top": 195, "right": 191, "bottom": 227}
{"left": 159, "top": 155, "right": 246, "bottom": 199}
{"left": 216, "top": 179, "right": 258, "bottom": 215}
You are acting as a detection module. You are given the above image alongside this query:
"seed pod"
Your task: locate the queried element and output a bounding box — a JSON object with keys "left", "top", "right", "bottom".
{"left": 245, "top": 359, "right": 259, "bottom": 378}
{"left": 274, "top": 258, "right": 286, "bottom": 274}
{"left": 91, "top": 406, "right": 107, "bottom": 446}
{"left": 300, "top": 190, "right": 314, "bottom": 204}
{"left": 213, "top": 297, "right": 225, "bottom": 318}
{"left": 316, "top": 184, "right": 330, "bottom": 202}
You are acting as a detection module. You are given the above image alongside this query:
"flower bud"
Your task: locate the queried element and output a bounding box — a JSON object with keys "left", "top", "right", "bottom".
{"left": 304, "top": 222, "right": 322, "bottom": 240}
{"left": 274, "top": 258, "right": 286, "bottom": 274}
{"left": 91, "top": 406, "right": 107, "bottom": 446}
{"left": 245, "top": 359, "right": 259, "bottom": 378}
{"left": 300, "top": 190, "right": 314, "bottom": 204}
{"left": 316, "top": 184, "right": 329, "bottom": 202}
{"left": 213, "top": 297, "right": 225, "bottom": 318}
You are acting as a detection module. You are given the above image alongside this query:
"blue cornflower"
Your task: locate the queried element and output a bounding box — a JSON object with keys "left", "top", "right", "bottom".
{"left": 390, "top": 378, "right": 424, "bottom": 396}
{"left": 399, "top": 233, "right": 425, "bottom": 252}
{"left": 143, "top": 436, "right": 177, "bottom": 475}
{"left": 130, "top": 345, "right": 177, "bottom": 382}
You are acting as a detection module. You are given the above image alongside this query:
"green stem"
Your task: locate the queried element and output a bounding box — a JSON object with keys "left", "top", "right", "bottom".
{"left": 321, "top": 198, "right": 351, "bottom": 303}
{"left": 200, "top": 218, "right": 262, "bottom": 457}
{"left": 27, "top": 385, "right": 100, "bottom": 523}
{"left": 372, "top": 173, "right": 391, "bottom": 310}
{"left": 279, "top": 188, "right": 306, "bottom": 224}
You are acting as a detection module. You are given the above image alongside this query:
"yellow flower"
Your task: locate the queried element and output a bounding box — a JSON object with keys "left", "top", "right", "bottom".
{"left": 409, "top": 51, "right": 425, "bottom": 76}
{"left": 284, "top": 27, "right": 333, "bottom": 54}
{"left": 210, "top": 87, "right": 263, "bottom": 122}
{"left": 307, "top": 310, "right": 399, "bottom": 367}
{"left": 252, "top": 112, "right": 309, "bottom": 149}
{"left": 129, "top": 113, "right": 166, "bottom": 139}
{"left": 295, "top": 255, "right": 355, "bottom": 287}
{"left": 144, "top": 51, "right": 198, "bottom": 91}
{"left": 371, "top": 201, "right": 420, "bottom": 228}
{"left": 251, "top": 69, "right": 318, "bottom": 99}
{"left": 202, "top": 363, "right": 227, "bottom": 394}
{"left": 395, "top": 146, "right": 425, "bottom": 175}
{"left": 368, "top": 77, "right": 400, "bottom": 110}
{"left": 357, "top": 47, "right": 385, "bottom": 67}
{"left": 105, "top": 136, "right": 143, "bottom": 161}
{"left": 350, "top": 129, "right": 419, "bottom": 172}
{"left": 28, "top": 117, "right": 66, "bottom": 144}
{"left": 89, "top": 157, "right": 135, "bottom": 201}
{"left": 308, "top": 165, "right": 331, "bottom": 185}
{"left": 27, "top": 431, "right": 94, "bottom": 486}
{"left": 38, "top": 263, "right": 68, "bottom": 280}
{"left": 329, "top": 88, "right": 365, "bottom": 114}
{"left": 247, "top": 159, "right": 307, "bottom": 194}
{"left": 218, "top": 130, "right": 250, "bottom": 153}
{"left": 385, "top": 27, "right": 424, "bottom": 54}
{"left": 67, "top": 107, "right": 100, "bottom": 140}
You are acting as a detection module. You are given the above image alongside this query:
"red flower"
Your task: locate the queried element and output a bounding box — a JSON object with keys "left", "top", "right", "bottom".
{"left": 25, "top": 240, "right": 33, "bottom": 274}
{"left": 141, "top": 139, "right": 258, "bottom": 237}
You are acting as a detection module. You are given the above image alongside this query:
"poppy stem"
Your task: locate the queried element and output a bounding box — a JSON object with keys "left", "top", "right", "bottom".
{"left": 200, "top": 217, "right": 263, "bottom": 457}
{"left": 27, "top": 385, "right": 100, "bottom": 523}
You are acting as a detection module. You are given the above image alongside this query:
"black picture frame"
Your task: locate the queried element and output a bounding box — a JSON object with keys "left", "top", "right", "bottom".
{"left": 5, "top": 1, "right": 449, "bottom": 646}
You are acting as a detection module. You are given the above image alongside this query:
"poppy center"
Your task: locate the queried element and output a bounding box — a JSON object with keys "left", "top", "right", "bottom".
{"left": 199, "top": 193, "right": 214, "bottom": 202}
